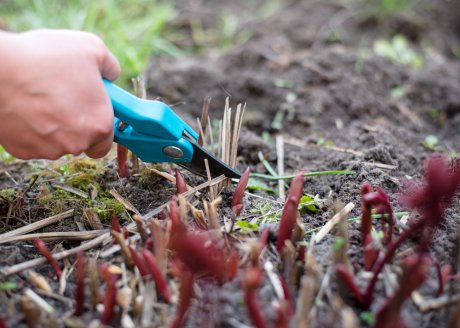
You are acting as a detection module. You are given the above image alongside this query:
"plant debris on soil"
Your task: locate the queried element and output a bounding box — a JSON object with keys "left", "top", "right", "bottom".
{"left": 1, "top": 1, "right": 460, "bottom": 327}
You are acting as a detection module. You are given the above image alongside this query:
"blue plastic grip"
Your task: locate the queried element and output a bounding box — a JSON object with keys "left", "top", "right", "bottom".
{"left": 103, "top": 80, "right": 198, "bottom": 163}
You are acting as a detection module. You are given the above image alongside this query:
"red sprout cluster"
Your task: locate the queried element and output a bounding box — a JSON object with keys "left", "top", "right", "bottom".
{"left": 336, "top": 156, "right": 460, "bottom": 325}
{"left": 168, "top": 197, "right": 236, "bottom": 284}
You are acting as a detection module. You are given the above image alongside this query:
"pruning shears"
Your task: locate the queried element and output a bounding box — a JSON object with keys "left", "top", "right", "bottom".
{"left": 103, "top": 80, "right": 241, "bottom": 179}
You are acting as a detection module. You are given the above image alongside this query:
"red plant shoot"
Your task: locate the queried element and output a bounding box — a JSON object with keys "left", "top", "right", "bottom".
{"left": 0, "top": 314, "right": 6, "bottom": 328}
{"left": 362, "top": 188, "right": 394, "bottom": 244}
{"left": 111, "top": 214, "right": 122, "bottom": 233}
{"left": 175, "top": 169, "right": 187, "bottom": 194}
{"left": 335, "top": 264, "right": 364, "bottom": 306}
{"left": 117, "top": 144, "right": 130, "bottom": 178}
{"left": 243, "top": 267, "right": 267, "bottom": 328}
{"left": 74, "top": 251, "right": 85, "bottom": 316}
{"left": 141, "top": 248, "right": 171, "bottom": 303}
{"left": 170, "top": 267, "right": 195, "bottom": 328}
{"left": 129, "top": 246, "right": 149, "bottom": 277}
{"left": 99, "top": 264, "right": 118, "bottom": 325}
{"left": 33, "top": 239, "right": 62, "bottom": 279}
{"left": 360, "top": 182, "right": 373, "bottom": 246}
{"left": 437, "top": 263, "right": 452, "bottom": 296}
{"left": 345, "top": 156, "right": 460, "bottom": 309}
{"left": 276, "top": 172, "right": 304, "bottom": 252}
{"left": 374, "top": 254, "right": 430, "bottom": 328}
{"left": 231, "top": 167, "right": 250, "bottom": 217}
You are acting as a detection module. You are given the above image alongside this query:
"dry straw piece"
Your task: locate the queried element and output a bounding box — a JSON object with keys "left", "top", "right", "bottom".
{"left": 198, "top": 97, "right": 246, "bottom": 191}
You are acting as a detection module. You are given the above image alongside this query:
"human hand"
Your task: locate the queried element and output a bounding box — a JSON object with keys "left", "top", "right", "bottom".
{"left": 0, "top": 29, "right": 120, "bottom": 160}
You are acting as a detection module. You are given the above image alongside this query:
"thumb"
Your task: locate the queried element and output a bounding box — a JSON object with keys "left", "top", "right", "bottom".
{"left": 100, "top": 47, "right": 121, "bottom": 81}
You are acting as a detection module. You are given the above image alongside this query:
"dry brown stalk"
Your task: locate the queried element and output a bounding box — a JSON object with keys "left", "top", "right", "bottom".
{"left": 20, "top": 296, "right": 41, "bottom": 328}
{"left": 0, "top": 209, "right": 74, "bottom": 242}
{"left": 177, "top": 195, "right": 188, "bottom": 223}
{"left": 293, "top": 275, "right": 316, "bottom": 328}
{"left": 218, "top": 98, "right": 246, "bottom": 188}
{"left": 0, "top": 230, "right": 106, "bottom": 244}
{"left": 276, "top": 135, "right": 286, "bottom": 199}
{"left": 112, "top": 230, "right": 134, "bottom": 268}
{"left": 204, "top": 158, "right": 217, "bottom": 200}
{"left": 305, "top": 239, "right": 320, "bottom": 283}
{"left": 332, "top": 202, "right": 352, "bottom": 271}
{"left": 83, "top": 209, "right": 103, "bottom": 230}
{"left": 109, "top": 189, "right": 140, "bottom": 215}
{"left": 204, "top": 197, "right": 222, "bottom": 230}
{"left": 188, "top": 203, "right": 208, "bottom": 230}
{"left": 291, "top": 217, "right": 305, "bottom": 245}
{"left": 198, "top": 97, "right": 211, "bottom": 146}
{"left": 87, "top": 258, "right": 100, "bottom": 310}
{"left": 133, "top": 215, "right": 148, "bottom": 243}
{"left": 149, "top": 219, "right": 169, "bottom": 273}
{"left": 148, "top": 167, "right": 192, "bottom": 191}
{"left": 314, "top": 202, "right": 355, "bottom": 243}
{"left": 281, "top": 240, "right": 297, "bottom": 289}
{"left": 28, "top": 271, "right": 52, "bottom": 293}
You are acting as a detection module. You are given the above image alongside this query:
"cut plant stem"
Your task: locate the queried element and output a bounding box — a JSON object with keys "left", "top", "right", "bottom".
{"left": 198, "top": 96, "right": 211, "bottom": 147}
{"left": 276, "top": 135, "right": 286, "bottom": 199}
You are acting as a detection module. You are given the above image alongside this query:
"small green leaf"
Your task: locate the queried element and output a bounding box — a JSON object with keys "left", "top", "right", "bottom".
{"left": 247, "top": 178, "right": 275, "bottom": 193}
{"left": 0, "top": 281, "right": 17, "bottom": 290}
{"left": 390, "top": 86, "right": 405, "bottom": 99}
{"left": 299, "top": 195, "right": 318, "bottom": 213}
{"left": 274, "top": 79, "right": 294, "bottom": 89}
{"left": 236, "top": 220, "right": 259, "bottom": 230}
{"left": 332, "top": 237, "right": 345, "bottom": 252}
{"left": 422, "top": 135, "right": 439, "bottom": 151}
{"left": 360, "top": 311, "right": 376, "bottom": 325}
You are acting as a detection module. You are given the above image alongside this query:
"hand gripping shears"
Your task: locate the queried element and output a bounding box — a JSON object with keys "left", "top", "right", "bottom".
{"left": 103, "top": 80, "right": 241, "bottom": 179}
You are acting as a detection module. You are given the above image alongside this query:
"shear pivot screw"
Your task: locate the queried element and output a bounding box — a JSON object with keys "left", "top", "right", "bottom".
{"left": 163, "top": 146, "right": 183, "bottom": 160}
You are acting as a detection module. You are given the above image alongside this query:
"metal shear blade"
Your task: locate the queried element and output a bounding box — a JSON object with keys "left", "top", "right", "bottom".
{"left": 179, "top": 132, "right": 242, "bottom": 179}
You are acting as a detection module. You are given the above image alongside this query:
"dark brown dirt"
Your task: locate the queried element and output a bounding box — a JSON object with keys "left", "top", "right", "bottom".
{"left": 0, "top": 0, "right": 459, "bottom": 327}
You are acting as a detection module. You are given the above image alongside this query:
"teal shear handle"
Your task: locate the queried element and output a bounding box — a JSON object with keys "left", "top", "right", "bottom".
{"left": 103, "top": 80, "right": 198, "bottom": 163}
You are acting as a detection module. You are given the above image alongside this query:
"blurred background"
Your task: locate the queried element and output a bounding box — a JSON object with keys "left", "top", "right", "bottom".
{"left": 1, "top": 0, "right": 458, "bottom": 89}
